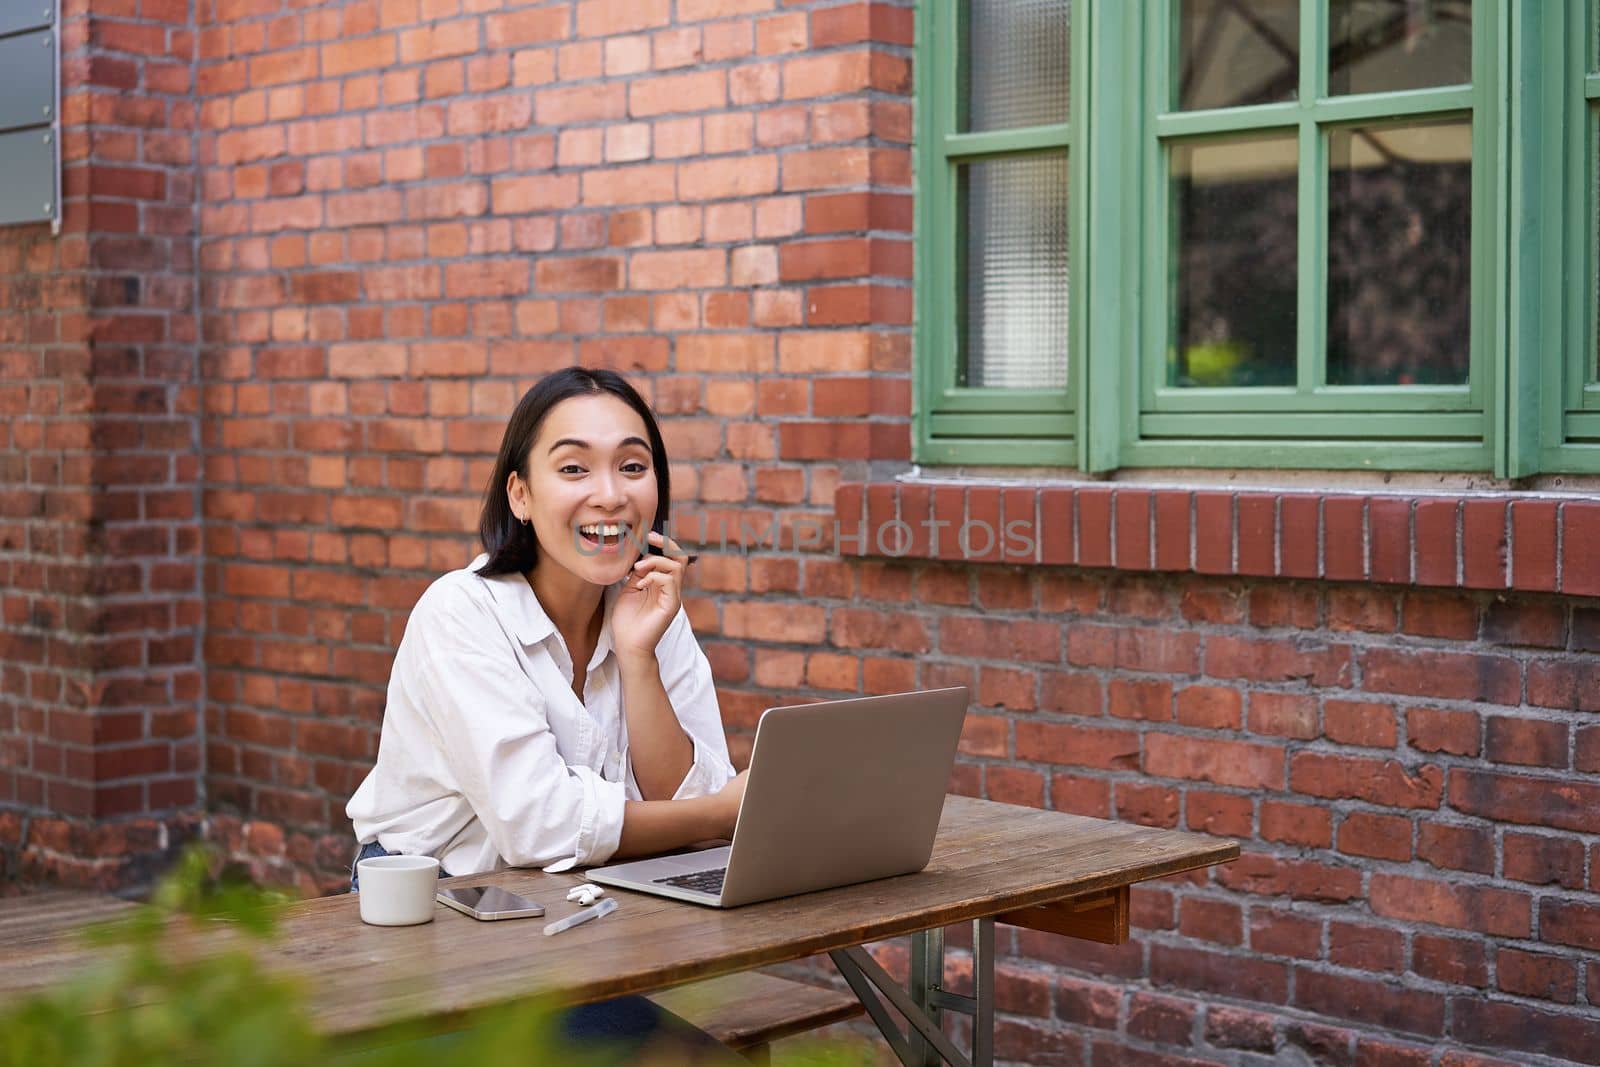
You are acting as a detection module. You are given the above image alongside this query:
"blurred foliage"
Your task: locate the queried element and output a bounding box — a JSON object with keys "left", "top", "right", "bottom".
{"left": 0, "top": 845, "right": 872, "bottom": 1067}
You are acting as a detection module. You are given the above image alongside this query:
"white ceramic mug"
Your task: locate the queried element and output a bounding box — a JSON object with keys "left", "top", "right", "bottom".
{"left": 356, "top": 855, "right": 440, "bottom": 926}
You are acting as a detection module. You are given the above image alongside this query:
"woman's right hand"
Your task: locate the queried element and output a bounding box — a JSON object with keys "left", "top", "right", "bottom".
{"left": 714, "top": 770, "right": 749, "bottom": 838}
{"left": 615, "top": 769, "right": 751, "bottom": 860}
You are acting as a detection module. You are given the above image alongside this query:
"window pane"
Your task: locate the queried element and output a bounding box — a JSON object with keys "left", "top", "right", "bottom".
{"left": 960, "top": 154, "right": 1070, "bottom": 389}
{"left": 965, "top": 0, "right": 1069, "bottom": 131}
{"left": 1175, "top": 0, "right": 1299, "bottom": 111}
{"left": 1327, "top": 118, "right": 1471, "bottom": 386}
{"left": 1171, "top": 135, "right": 1298, "bottom": 388}
{"left": 1328, "top": 0, "right": 1472, "bottom": 96}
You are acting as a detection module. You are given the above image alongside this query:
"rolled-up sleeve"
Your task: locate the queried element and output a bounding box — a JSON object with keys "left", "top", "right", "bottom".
{"left": 408, "top": 604, "right": 628, "bottom": 870}
{"left": 649, "top": 609, "right": 737, "bottom": 801}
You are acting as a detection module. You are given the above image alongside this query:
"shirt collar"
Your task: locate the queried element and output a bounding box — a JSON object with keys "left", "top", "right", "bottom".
{"left": 476, "top": 554, "right": 620, "bottom": 667}
{"left": 588, "top": 584, "right": 620, "bottom": 671}
{"left": 478, "top": 556, "right": 555, "bottom": 646}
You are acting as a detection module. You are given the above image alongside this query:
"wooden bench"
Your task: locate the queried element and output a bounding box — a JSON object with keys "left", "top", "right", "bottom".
{"left": 650, "top": 971, "right": 864, "bottom": 1064}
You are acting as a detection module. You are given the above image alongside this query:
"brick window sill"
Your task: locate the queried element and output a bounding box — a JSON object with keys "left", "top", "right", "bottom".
{"left": 834, "top": 481, "right": 1600, "bottom": 598}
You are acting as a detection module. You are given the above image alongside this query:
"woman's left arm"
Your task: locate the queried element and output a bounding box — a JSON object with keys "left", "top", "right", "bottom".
{"left": 616, "top": 609, "right": 736, "bottom": 801}
{"left": 612, "top": 535, "right": 737, "bottom": 801}
{"left": 615, "top": 644, "right": 693, "bottom": 800}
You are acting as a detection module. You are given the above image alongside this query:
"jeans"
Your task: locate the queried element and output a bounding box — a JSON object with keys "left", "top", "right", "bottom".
{"left": 343, "top": 840, "right": 740, "bottom": 1065}
{"left": 349, "top": 839, "right": 447, "bottom": 892}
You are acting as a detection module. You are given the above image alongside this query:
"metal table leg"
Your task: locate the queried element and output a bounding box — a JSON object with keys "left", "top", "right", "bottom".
{"left": 972, "top": 916, "right": 994, "bottom": 1067}
{"left": 828, "top": 917, "right": 995, "bottom": 1067}
{"left": 910, "top": 926, "right": 944, "bottom": 1066}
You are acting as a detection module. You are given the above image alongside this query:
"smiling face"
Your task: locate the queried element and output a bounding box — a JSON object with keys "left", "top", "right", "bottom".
{"left": 511, "top": 392, "right": 660, "bottom": 589}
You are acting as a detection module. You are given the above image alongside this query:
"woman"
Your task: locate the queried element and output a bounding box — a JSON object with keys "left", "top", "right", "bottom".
{"left": 346, "top": 366, "right": 747, "bottom": 1061}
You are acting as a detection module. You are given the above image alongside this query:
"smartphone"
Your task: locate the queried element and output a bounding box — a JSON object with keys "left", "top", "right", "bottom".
{"left": 436, "top": 885, "right": 546, "bottom": 921}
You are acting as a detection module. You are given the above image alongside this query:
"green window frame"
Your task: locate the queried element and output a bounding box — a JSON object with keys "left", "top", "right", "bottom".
{"left": 915, "top": 1, "right": 1600, "bottom": 477}
{"left": 914, "top": 0, "right": 1088, "bottom": 466}
{"left": 1536, "top": 0, "right": 1600, "bottom": 471}
{"left": 1128, "top": 0, "right": 1496, "bottom": 471}
{"left": 1590, "top": 2, "right": 1600, "bottom": 422}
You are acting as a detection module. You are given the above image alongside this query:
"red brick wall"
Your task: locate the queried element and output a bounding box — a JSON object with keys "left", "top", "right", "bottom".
{"left": 0, "top": 183, "right": 93, "bottom": 887}
{"left": 5, "top": 0, "right": 1600, "bottom": 1062}
{"left": 786, "top": 556, "right": 1600, "bottom": 1064}
{"left": 1, "top": 0, "right": 204, "bottom": 890}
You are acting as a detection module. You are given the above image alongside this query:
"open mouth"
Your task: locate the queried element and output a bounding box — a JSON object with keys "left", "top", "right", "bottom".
{"left": 577, "top": 522, "right": 632, "bottom": 551}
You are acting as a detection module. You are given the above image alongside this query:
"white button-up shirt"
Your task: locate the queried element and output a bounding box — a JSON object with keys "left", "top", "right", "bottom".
{"left": 347, "top": 555, "right": 736, "bottom": 877}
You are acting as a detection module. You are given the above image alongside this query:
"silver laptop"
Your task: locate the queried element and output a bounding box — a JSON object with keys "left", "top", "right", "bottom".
{"left": 587, "top": 687, "right": 969, "bottom": 908}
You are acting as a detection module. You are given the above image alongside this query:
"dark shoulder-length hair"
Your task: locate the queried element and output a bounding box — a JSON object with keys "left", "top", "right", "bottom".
{"left": 475, "top": 367, "right": 671, "bottom": 578}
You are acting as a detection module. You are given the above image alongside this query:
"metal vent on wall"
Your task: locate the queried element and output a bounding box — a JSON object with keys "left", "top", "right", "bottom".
{"left": 0, "top": 3, "right": 60, "bottom": 232}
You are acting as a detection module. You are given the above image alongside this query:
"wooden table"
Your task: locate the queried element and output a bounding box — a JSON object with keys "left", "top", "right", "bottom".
{"left": 1, "top": 797, "right": 1237, "bottom": 1067}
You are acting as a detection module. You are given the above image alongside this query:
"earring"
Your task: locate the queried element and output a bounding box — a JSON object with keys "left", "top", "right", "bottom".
{"left": 521, "top": 516, "right": 530, "bottom": 527}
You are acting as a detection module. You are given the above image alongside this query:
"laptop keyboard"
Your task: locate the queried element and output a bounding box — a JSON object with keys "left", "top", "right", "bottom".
{"left": 655, "top": 867, "right": 726, "bottom": 895}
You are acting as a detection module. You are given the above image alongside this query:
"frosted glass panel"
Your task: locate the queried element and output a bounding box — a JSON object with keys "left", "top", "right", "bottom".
{"left": 1327, "top": 118, "right": 1471, "bottom": 386}
{"left": 1176, "top": 0, "right": 1299, "bottom": 111}
{"left": 965, "top": 0, "right": 1070, "bottom": 131}
{"left": 1170, "top": 134, "right": 1298, "bottom": 388}
{"left": 1329, "top": 0, "right": 1472, "bottom": 96}
{"left": 960, "top": 154, "right": 1070, "bottom": 389}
